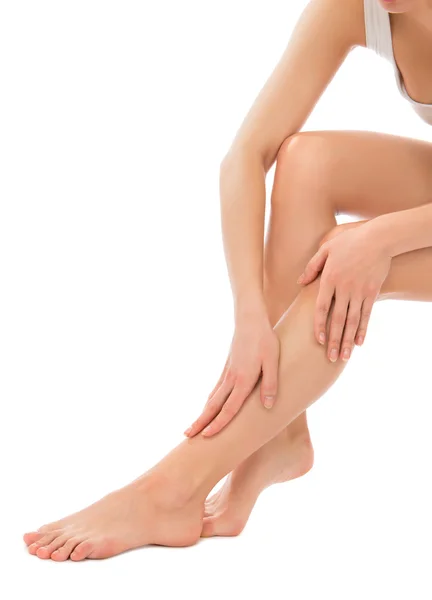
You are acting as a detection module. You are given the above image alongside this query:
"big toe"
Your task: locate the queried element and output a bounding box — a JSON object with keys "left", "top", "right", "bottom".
{"left": 201, "top": 514, "right": 245, "bottom": 538}
{"left": 70, "top": 541, "right": 95, "bottom": 561}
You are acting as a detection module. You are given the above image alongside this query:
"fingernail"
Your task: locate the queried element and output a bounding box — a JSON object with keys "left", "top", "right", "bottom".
{"left": 184, "top": 427, "right": 192, "bottom": 436}
{"left": 297, "top": 274, "right": 304, "bottom": 284}
{"left": 319, "top": 332, "right": 325, "bottom": 345}
{"left": 357, "top": 336, "right": 364, "bottom": 346}
{"left": 202, "top": 427, "right": 211, "bottom": 436}
{"left": 342, "top": 348, "right": 351, "bottom": 362}
{"left": 264, "top": 396, "right": 274, "bottom": 409}
{"left": 330, "top": 349, "right": 338, "bottom": 362}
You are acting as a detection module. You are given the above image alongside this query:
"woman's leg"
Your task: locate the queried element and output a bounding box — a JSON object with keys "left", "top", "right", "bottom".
{"left": 203, "top": 129, "right": 432, "bottom": 536}
{"left": 23, "top": 237, "right": 432, "bottom": 561}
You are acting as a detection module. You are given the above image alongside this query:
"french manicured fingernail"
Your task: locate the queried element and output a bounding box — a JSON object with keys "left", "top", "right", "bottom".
{"left": 184, "top": 427, "right": 192, "bottom": 436}
{"left": 202, "top": 427, "right": 212, "bottom": 436}
{"left": 297, "top": 274, "right": 304, "bottom": 284}
{"left": 342, "top": 348, "right": 351, "bottom": 362}
{"left": 264, "top": 396, "right": 274, "bottom": 409}
{"left": 330, "top": 349, "right": 338, "bottom": 362}
{"left": 319, "top": 332, "right": 325, "bottom": 345}
{"left": 357, "top": 336, "right": 364, "bottom": 345}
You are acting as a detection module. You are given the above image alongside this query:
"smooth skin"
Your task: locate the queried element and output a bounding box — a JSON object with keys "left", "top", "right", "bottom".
{"left": 24, "top": 0, "right": 432, "bottom": 557}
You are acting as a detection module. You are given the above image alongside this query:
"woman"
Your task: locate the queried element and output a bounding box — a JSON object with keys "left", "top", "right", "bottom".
{"left": 23, "top": 0, "right": 432, "bottom": 561}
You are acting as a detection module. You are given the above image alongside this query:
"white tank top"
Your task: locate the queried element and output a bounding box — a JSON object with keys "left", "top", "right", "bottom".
{"left": 364, "top": 0, "right": 432, "bottom": 125}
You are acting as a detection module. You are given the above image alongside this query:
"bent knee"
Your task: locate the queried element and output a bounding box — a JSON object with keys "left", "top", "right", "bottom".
{"left": 275, "top": 132, "right": 335, "bottom": 179}
{"left": 272, "top": 133, "right": 340, "bottom": 211}
{"left": 276, "top": 132, "right": 329, "bottom": 166}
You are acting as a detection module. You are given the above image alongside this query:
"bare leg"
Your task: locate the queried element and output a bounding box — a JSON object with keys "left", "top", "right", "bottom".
{"left": 203, "top": 130, "right": 432, "bottom": 536}
{"left": 23, "top": 233, "right": 432, "bottom": 560}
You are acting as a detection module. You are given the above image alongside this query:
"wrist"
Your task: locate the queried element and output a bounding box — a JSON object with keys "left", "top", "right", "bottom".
{"left": 234, "top": 294, "right": 268, "bottom": 323}
{"left": 363, "top": 215, "right": 399, "bottom": 258}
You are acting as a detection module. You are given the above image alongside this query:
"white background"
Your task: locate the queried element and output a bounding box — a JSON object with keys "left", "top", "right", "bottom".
{"left": 1, "top": 1, "right": 431, "bottom": 598}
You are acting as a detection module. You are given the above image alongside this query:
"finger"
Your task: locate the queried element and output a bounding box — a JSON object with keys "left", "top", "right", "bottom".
{"left": 314, "top": 278, "right": 335, "bottom": 347}
{"left": 327, "top": 292, "right": 349, "bottom": 362}
{"left": 207, "top": 357, "right": 229, "bottom": 400}
{"left": 260, "top": 355, "right": 279, "bottom": 409}
{"left": 355, "top": 296, "right": 375, "bottom": 346}
{"left": 298, "top": 246, "right": 329, "bottom": 286}
{"left": 185, "top": 379, "right": 233, "bottom": 437}
{"left": 202, "top": 384, "right": 251, "bottom": 437}
{"left": 339, "top": 297, "right": 362, "bottom": 362}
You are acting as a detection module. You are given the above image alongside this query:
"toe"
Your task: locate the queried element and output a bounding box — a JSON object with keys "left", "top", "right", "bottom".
{"left": 23, "top": 532, "right": 45, "bottom": 546}
{"left": 28, "top": 543, "right": 40, "bottom": 555}
{"left": 36, "top": 534, "right": 69, "bottom": 559}
{"left": 201, "top": 516, "right": 217, "bottom": 537}
{"left": 51, "top": 537, "right": 83, "bottom": 561}
{"left": 24, "top": 522, "right": 61, "bottom": 545}
{"left": 201, "top": 514, "right": 244, "bottom": 538}
{"left": 70, "top": 541, "right": 94, "bottom": 561}
{"left": 29, "top": 531, "right": 62, "bottom": 557}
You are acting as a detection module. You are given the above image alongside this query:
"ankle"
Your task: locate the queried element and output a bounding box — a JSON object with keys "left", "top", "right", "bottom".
{"left": 141, "top": 454, "right": 213, "bottom": 508}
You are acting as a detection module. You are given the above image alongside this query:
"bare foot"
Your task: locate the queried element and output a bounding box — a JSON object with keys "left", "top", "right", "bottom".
{"left": 23, "top": 470, "right": 204, "bottom": 561}
{"left": 202, "top": 429, "right": 314, "bottom": 537}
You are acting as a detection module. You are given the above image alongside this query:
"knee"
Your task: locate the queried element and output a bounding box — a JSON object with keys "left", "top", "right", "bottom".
{"left": 272, "top": 132, "right": 334, "bottom": 205}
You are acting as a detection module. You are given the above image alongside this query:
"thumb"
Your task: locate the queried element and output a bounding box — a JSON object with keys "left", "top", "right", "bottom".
{"left": 261, "top": 357, "right": 279, "bottom": 409}
{"left": 298, "top": 246, "right": 328, "bottom": 285}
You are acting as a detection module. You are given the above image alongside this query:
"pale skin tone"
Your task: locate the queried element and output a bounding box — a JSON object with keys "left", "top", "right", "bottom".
{"left": 23, "top": 0, "right": 432, "bottom": 559}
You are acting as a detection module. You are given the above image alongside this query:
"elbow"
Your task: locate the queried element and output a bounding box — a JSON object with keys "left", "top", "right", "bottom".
{"left": 219, "top": 146, "right": 266, "bottom": 178}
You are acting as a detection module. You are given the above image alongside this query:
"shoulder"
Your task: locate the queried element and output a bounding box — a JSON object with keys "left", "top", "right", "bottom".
{"left": 307, "top": 0, "right": 367, "bottom": 50}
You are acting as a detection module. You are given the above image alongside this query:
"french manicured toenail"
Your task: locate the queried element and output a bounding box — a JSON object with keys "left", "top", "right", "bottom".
{"left": 330, "top": 349, "right": 338, "bottom": 362}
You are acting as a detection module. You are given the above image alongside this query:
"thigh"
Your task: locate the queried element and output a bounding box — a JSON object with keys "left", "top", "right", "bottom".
{"left": 291, "top": 130, "right": 432, "bottom": 218}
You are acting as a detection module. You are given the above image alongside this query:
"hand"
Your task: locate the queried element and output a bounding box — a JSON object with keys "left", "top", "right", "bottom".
{"left": 184, "top": 312, "right": 280, "bottom": 437}
{"left": 297, "top": 224, "right": 392, "bottom": 362}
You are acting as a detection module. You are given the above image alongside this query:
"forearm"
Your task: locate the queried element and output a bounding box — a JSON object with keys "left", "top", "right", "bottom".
{"left": 219, "top": 151, "right": 268, "bottom": 319}
{"left": 368, "top": 203, "right": 432, "bottom": 257}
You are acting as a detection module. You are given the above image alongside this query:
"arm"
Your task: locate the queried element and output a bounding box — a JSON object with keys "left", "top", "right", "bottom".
{"left": 367, "top": 203, "right": 432, "bottom": 257}
{"left": 186, "top": 0, "right": 366, "bottom": 438}
{"left": 220, "top": 0, "right": 366, "bottom": 319}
